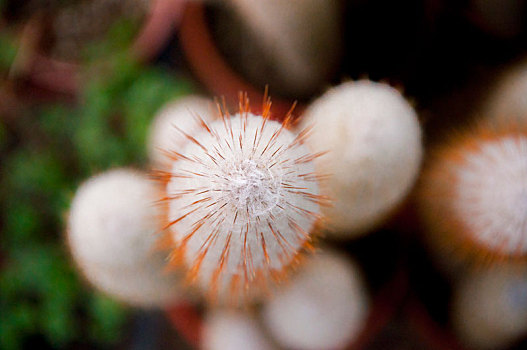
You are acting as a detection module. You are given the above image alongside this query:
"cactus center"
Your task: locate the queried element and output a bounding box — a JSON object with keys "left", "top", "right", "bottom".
{"left": 223, "top": 159, "right": 281, "bottom": 216}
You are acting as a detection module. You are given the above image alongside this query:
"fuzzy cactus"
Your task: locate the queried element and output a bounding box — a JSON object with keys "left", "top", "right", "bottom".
{"left": 452, "top": 264, "right": 527, "bottom": 349}
{"left": 262, "top": 249, "right": 370, "bottom": 350}
{"left": 418, "top": 121, "right": 527, "bottom": 265}
{"left": 155, "top": 95, "right": 325, "bottom": 303}
{"left": 203, "top": 310, "right": 275, "bottom": 350}
{"left": 299, "top": 80, "right": 423, "bottom": 238}
{"left": 67, "top": 168, "right": 184, "bottom": 307}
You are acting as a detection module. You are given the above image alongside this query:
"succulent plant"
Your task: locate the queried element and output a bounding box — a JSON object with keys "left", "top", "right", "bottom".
{"left": 452, "top": 264, "right": 527, "bottom": 349}
{"left": 155, "top": 94, "right": 325, "bottom": 303}
{"left": 300, "top": 80, "right": 423, "bottom": 238}
{"left": 202, "top": 310, "right": 275, "bottom": 350}
{"left": 67, "top": 168, "right": 185, "bottom": 307}
{"left": 262, "top": 249, "right": 369, "bottom": 350}
{"left": 418, "top": 120, "right": 527, "bottom": 265}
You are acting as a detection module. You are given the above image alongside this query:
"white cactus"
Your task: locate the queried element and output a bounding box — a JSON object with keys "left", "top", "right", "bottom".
{"left": 300, "top": 80, "right": 423, "bottom": 238}
{"left": 419, "top": 125, "right": 527, "bottom": 262}
{"left": 452, "top": 265, "right": 527, "bottom": 349}
{"left": 158, "top": 96, "right": 324, "bottom": 302}
{"left": 454, "top": 136, "right": 527, "bottom": 254}
{"left": 67, "top": 169, "right": 184, "bottom": 307}
{"left": 262, "top": 249, "right": 370, "bottom": 350}
{"left": 203, "top": 310, "right": 276, "bottom": 350}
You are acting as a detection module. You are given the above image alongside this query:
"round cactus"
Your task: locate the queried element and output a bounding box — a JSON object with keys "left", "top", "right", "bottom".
{"left": 452, "top": 264, "right": 527, "bottom": 349}
{"left": 262, "top": 249, "right": 370, "bottom": 350}
{"left": 67, "top": 169, "right": 184, "bottom": 307}
{"left": 156, "top": 95, "right": 324, "bottom": 303}
{"left": 299, "top": 80, "right": 423, "bottom": 238}
{"left": 418, "top": 121, "right": 527, "bottom": 264}
{"left": 203, "top": 309, "right": 275, "bottom": 350}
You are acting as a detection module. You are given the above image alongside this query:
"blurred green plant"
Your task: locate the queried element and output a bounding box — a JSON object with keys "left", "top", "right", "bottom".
{"left": 0, "top": 51, "right": 194, "bottom": 350}
{"left": 0, "top": 32, "right": 18, "bottom": 71}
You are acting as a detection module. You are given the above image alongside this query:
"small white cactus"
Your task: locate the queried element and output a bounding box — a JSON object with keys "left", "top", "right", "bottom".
{"left": 203, "top": 310, "right": 276, "bottom": 350}
{"left": 157, "top": 96, "right": 324, "bottom": 302}
{"left": 419, "top": 123, "right": 527, "bottom": 263}
{"left": 300, "top": 80, "right": 423, "bottom": 238}
{"left": 454, "top": 136, "right": 527, "bottom": 254}
{"left": 452, "top": 265, "right": 527, "bottom": 349}
{"left": 262, "top": 249, "right": 370, "bottom": 350}
{"left": 67, "top": 169, "right": 184, "bottom": 307}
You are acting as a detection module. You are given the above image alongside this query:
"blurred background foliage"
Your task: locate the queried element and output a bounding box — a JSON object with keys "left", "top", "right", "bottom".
{"left": 0, "top": 4, "right": 194, "bottom": 347}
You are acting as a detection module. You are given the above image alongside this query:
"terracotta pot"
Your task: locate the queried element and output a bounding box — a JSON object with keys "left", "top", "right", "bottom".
{"left": 178, "top": 2, "right": 304, "bottom": 120}
{"left": 165, "top": 266, "right": 407, "bottom": 350}
{"left": 27, "top": 0, "right": 185, "bottom": 95}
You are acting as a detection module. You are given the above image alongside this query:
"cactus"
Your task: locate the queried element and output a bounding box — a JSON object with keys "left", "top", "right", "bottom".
{"left": 155, "top": 94, "right": 325, "bottom": 303}
{"left": 299, "top": 80, "right": 423, "bottom": 238}
{"left": 418, "top": 121, "right": 527, "bottom": 265}
{"left": 262, "top": 249, "right": 369, "bottom": 350}
{"left": 203, "top": 310, "right": 275, "bottom": 350}
{"left": 67, "top": 168, "right": 185, "bottom": 307}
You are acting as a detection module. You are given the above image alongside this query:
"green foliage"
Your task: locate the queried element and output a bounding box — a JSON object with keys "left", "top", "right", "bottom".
{"left": 0, "top": 31, "right": 18, "bottom": 72}
{"left": 0, "top": 119, "right": 6, "bottom": 149}
{"left": 80, "top": 18, "right": 140, "bottom": 62}
{"left": 0, "top": 60, "right": 194, "bottom": 350}
{"left": 88, "top": 294, "right": 128, "bottom": 344}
